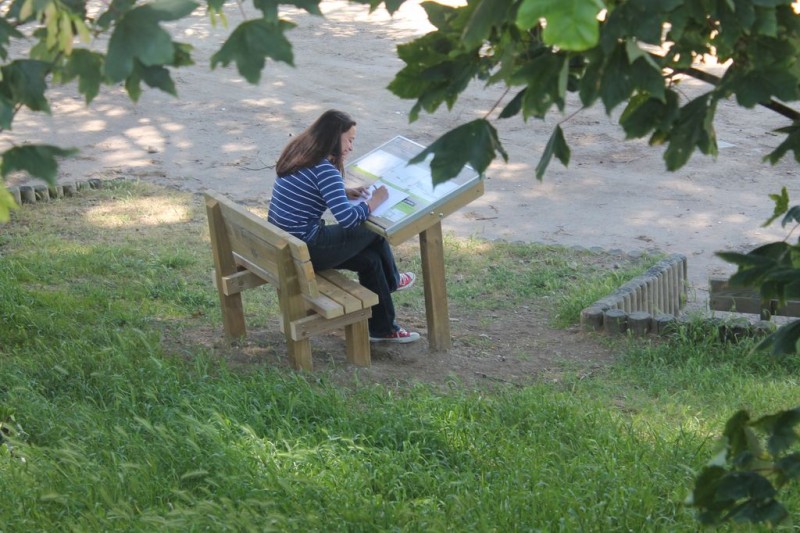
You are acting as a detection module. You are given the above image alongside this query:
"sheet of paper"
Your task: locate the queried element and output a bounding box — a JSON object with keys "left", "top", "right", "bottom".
{"left": 349, "top": 183, "right": 409, "bottom": 217}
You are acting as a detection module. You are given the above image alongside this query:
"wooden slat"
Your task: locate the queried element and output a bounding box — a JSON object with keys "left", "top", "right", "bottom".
{"left": 205, "top": 195, "right": 246, "bottom": 338}
{"left": 289, "top": 308, "right": 371, "bottom": 341}
{"left": 316, "top": 276, "right": 361, "bottom": 314}
{"left": 302, "top": 295, "right": 343, "bottom": 319}
{"left": 210, "top": 192, "right": 289, "bottom": 248}
{"left": 345, "top": 319, "right": 371, "bottom": 367}
{"left": 235, "top": 253, "right": 342, "bottom": 319}
{"left": 220, "top": 270, "right": 267, "bottom": 296}
{"left": 420, "top": 222, "right": 451, "bottom": 350}
{"left": 275, "top": 239, "right": 312, "bottom": 370}
{"left": 233, "top": 253, "right": 281, "bottom": 287}
{"left": 779, "top": 301, "right": 800, "bottom": 316}
{"left": 292, "top": 256, "right": 319, "bottom": 297}
{"left": 318, "top": 269, "right": 379, "bottom": 308}
{"left": 708, "top": 277, "right": 800, "bottom": 317}
{"left": 225, "top": 221, "right": 283, "bottom": 276}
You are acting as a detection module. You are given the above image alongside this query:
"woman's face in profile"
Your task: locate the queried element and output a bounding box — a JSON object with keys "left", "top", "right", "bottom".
{"left": 340, "top": 126, "right": 356, "bottom": 160}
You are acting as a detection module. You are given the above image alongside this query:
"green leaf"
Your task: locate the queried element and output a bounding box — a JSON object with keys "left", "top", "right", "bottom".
{"left": 620, "top": 90, "right": 679, "bottom": 139}
{"left": 629, "top": 56, "right": 665, "bottom": 101}
{"left": 752, "top": 408, "right": 800, "bottom": 455}
{"left": 140, "top": 62, "right": 176, "bottom": 95}
{"left": 0, "top": 17, "right": 24, "bottom": 61}
{"left": 663, "top": 94, "right": 718, "bottom": 171}
{"left": 753, "top": 5, "right": 778, "bottom": 37}
{"left": 206, "top": 0, "right": 225, "bottom": 21}
{"left": 536, "top": 125, "right": 570, "bottom": 179}
{"left": 105, "top": 0, "right": 199, "bottom": 82}
{"left": 764, "top": 187, "right": 790, "bottom": 227}
{"left": 211, "top": 19, "right": 295, "bottom": 84}
{"left": 388, "top": 18, "right": 479, "bottom": 122}
{"left": 125, "top": 66, "right": 143, "bottom": 103}
{"left": 716, "top": 472, "right": 776, "bottom": 502}
{"left": 577, "top": 47, "right": 603, "bottom": 107}
{"left": 271, "top": 0, "right": 322, "bottom": 16}
{"left": 0, "top": 93, "right": 15, "bottom": 130}
{"left": 765, "top": 123, "right": 800, "bottom": 165}
{"left": 60, "top": 49, "right": 104, "bottom": 104}
{"left": 722, "top": 410, "right": 754, "bottom": 461}
{"left": 511, "top": 53, "right": 568, "bottom": 118}
{"left": 253, "top": 0, "right": 322, "bottom": 21}
{"left": 728, "top": 499, "right": 788, "bottom": 525}
{"left": 719, "top": 242, "right": 793, "bottom": 287}
{"left": 690, "top": 465, "right": 729, "bottom": 524}
{"left": 408, "top": 119, "right": 507, "bottom": 184}
{"left": 516, "top": 0, "right": 604, "bottom": 51}
{"left": 0, "top": 184, "right": 18, "bottom": 222}
{"left": 0, "top": 60, "right": 51, "bottom": 114}
{"left": 124, "top": 61, "right": 177, "bottom": 102}
{"left": 775, "top": 452, "right": 800, "bottom": 485}
{"left": 759, "top": 319, "right": 800, "bottom": 355}
{"left": 461, "top": 0, "right": 512, "bottom": 50}
{"left": 602, "top": 1, "right": 679, "bottom": 50}
{"left": 499, "top": 89, "right": 525, "bottom": 119}
{"left": 781, "top": 206, "right": 800, "bottom": 228}
{"left": 96, "top": 0, "right": 137, "bottom": 29}
{"left": 731, "top": 68, "right": 800, "bottom": 109}
{"left": 172, "top": 42, "right": 194, "bottom": 68}
{"left": 0, "top": 144, "right": 77, "bottom": 184}
{"left": 598, "top": 42, "right": 664, "bottom": 112}
{"left": 600, "top": 44, "right": 633, "bottom": 111}
{"left": 349, "top": 0, "right": 406, "bottom": 15}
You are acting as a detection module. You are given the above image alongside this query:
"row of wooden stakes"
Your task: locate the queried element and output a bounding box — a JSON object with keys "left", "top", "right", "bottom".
{"left": 7, "top": 178, "right": 127, "bottom": 207}
{"left": 581, "top": 253, "right": 688, "bottom": 336}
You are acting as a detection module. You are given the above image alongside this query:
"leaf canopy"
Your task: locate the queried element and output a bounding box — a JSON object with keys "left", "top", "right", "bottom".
{"left": 516, "top": 0, "right": 604, "bottom": 51}
{"left": 1, "top": 144, "right": 77, "bottom": 184}
{"left": 211, "top": 19, "right": 295, "bottom": 84}
{"left": 105, "top": 0, "right": 199, "bottom": 83}
{"left": 408, "top": 119, "right": 507, "bottom": 184}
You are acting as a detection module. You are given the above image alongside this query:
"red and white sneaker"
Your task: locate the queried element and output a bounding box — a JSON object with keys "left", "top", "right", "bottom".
{"left": 369, "top": 326, "right": 421, "bottom": 343}
{"left": 397, "top": 272, "right": 416, "bottom": 291}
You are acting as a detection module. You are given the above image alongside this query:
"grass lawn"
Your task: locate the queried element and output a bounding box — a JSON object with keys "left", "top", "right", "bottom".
{"left": 2, "top": 181, "right": 800, "bottom": 531}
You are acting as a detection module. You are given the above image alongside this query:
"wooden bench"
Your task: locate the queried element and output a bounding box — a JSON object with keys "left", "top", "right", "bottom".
{"left": 709, "top": 276, "right": 800, "bottom": 320}
{"left": 205, "top": 191, "right": 379, "bottom": 370}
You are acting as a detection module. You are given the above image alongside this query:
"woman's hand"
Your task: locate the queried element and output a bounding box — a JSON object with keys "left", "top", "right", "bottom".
{"left": 346, "top": 186, "right": 369, "bottom": 200}
{"left": 367, "top": 185, "right": 388, "bottom": 212}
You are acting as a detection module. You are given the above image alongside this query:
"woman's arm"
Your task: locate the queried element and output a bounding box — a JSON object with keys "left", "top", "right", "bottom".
{"left": 317, "top": 162, "right": 370, "bottom": 227}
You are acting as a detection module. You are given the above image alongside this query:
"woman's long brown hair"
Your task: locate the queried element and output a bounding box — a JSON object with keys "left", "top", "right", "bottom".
{"left": 276, "top": 110, "right": 356, "bottom": 177}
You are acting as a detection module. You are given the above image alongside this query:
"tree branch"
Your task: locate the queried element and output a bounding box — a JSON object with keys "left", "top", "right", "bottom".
{"left": 673, "top": 65, "right": 800, "bottom": 122}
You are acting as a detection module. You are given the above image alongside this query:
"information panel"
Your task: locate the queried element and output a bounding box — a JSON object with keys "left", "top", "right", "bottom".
{"left": 345, "top": 136, "right": 481, "bottom": 237}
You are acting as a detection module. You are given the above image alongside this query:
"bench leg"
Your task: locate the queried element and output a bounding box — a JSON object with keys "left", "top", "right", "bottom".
{"left": 345, "top": 319, "right": 371, "bottom": 367}
{"left": 219, "top": 292, "right": 247, "bottom": 339}
{"left": 287, "top": 337, "right": 313, "bottom": 371}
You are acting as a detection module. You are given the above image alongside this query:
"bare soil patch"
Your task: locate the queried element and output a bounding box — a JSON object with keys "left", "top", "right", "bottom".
{"left": 168, "top": 287, "right": 619, "bottom": 391}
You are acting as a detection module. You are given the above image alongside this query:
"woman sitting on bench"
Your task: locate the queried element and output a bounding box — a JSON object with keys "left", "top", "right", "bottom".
{"left": 267, "top": 109, "right": 420, "bottom": 343}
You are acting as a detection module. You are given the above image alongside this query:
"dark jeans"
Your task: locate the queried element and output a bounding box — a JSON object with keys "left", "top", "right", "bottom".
{"left": 307, "top": 222, "right": 401, "bottom": 337}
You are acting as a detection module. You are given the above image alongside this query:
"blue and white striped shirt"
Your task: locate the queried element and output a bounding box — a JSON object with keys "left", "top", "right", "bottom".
{"left": 267, "top": 159, "right": 370, "bottom": 242}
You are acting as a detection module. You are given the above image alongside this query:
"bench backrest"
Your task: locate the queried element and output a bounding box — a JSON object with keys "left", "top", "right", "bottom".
{"left": 205, "top": 191, "right": 319, "bottom": 299}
